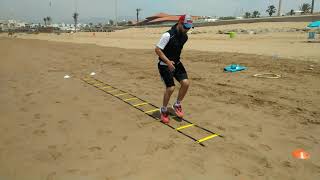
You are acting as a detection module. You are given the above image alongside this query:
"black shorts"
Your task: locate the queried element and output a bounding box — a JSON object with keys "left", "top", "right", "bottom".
{"left": 158, "top": 62, "right": 188, "bottom": 87}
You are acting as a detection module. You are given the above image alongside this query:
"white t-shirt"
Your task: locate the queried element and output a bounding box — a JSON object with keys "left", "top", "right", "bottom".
{"left": 156, "top": 32, "right": 170, "bottom": 65}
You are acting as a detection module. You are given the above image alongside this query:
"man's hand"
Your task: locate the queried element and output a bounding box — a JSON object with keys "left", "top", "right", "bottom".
{"left": 167, "top": 61, "right": 175, "bottom": 72}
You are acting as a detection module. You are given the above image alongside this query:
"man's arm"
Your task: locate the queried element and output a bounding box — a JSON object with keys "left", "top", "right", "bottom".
{"left": 155, "top": 33, "right": 175, "bottom": 71}
{"left": 155, "top": 47, "right": 171, "bottom": 65}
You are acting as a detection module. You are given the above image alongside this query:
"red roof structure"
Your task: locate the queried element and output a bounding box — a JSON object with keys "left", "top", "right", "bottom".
{"left": 136, "top": 12, "right": 199, "bottom": 25}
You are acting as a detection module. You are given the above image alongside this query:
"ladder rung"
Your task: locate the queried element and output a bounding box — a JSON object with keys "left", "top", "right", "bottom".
{"left": 133, "top": 102, "right": 148, "bottom": 107}
{"left": 176, "top": 124, "right": 194, "bottom": 131}
{"left": 101, "top": 86, "right": 112, "bottom": 89}
{"left": 115, "top": 93, "right": 128, "bottom": 97}
{"left": 197, "top": 134, "right": 218, "bottom": 143}
{"left": 94, "top": 83, "right": 102, "bottom": 86}
{"left": 107, "top": 89, "right": 118, "bottom": 93}
{"left": 144, "top": 109, "right": 159, "bottom": 114}
{"left": 124, "top": 98, "right": 138, "bottom": 101}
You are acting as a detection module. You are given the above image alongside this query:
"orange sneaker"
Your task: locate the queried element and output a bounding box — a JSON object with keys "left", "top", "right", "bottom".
{"left": 172, "top": 104, "right": 184, "bottom": 118}
{"left": 160, "top": 108, "right": 170, "bottom": 124}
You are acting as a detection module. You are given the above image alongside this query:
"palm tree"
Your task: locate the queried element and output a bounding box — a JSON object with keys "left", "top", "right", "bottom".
{"left": 136, "top": 8, "right": 142, "bottom": 24}
{"left": 252, "top": 11, "right": 260, "bottom": 18}
{"left": 43, "top": 17, "right": 47, "bottom": 26}
{"left": 300, "top": 3, "right": 311, "bottom": 14}
{"left": 266, "top": 5, "right": 277, "bottom": 17}
{"left": 311, "top": 0, "right": 315, "bottom": 14}
{"left": 46, "top": 16, "right": 52, "bottom": 26}
{"left": 244, "top": 12, "right": 251, "bottom": 18}
{"left": 109, "top": 20, "right": 114, "bottom": 26}
{"left": 73, "top": 12, "right": 79, "bottom": 32}
{"left": 289, "top": 9, "right": 295, "bottom": 16}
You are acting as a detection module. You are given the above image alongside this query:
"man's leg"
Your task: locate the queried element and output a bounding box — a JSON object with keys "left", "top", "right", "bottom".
{"left": 158, "top": 63, "right": 175, "bottom": 123}
{"left": 163, "top": 86, "right": 175, "bottom": 107}
{"left": 177, "top": 79, "right": 189, "bottom": 102}
{"left": 172, "top": 62, "right": 189, "bottom": 118}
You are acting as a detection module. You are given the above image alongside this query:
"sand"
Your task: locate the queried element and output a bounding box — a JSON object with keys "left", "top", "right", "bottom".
{"left": 2, "top": 22, "right": 319, "bottom": 62}
{"left": 0, "top": 22, "right": 320, "bottom": 180}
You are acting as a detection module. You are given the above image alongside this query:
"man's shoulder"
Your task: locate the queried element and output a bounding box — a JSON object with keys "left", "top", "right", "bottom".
{"left": 160, "top": 32, "right": 170, "bottom": 40}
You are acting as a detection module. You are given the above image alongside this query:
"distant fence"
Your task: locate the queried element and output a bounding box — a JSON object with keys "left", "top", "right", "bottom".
{"left": 194, "top": 15, "right": 320, "bottom": 27}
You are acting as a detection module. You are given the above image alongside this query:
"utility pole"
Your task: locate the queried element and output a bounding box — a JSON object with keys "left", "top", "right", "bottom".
{"left": 278, "top": 0, "right": 282, "bottom": 16}
{"left": 136, "top": 8, "right": 142, "bottom": 23}
{"left": 311, "top": 0, "right": 315, "bottom": 14}
{"left": 115, "top": 0, "right": 118, "bottom": 26}
{"left": 74, "top": 0, "right": 78, "bottom": 13}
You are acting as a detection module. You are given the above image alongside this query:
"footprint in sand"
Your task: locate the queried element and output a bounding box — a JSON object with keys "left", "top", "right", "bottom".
{"left": 122, "top": 136, "right": 128, "bottom": 141}
{"left": 34, "top": 113, "right": 41, "bottom": 119}
{"left": 253, "top": 168, "right": 265, "bottom": 176}
{"left": 58, "top": 120, "right": 67, "bottom": 124}
{"left": 33, "top": 129, "right": 46, "bottom": 135}
{"left": 48, "top": 145, "right": 57, "bottom": 150}
{"left": 109, "top": 145, "right": 117, "bottom": 152}
{"left": 49, "top": 151, "right": 62, "bottom": 160}
{"left": 19, "top": 107, "right": 28, "bottom": 112}
{"left": 96, "top": 129, "right": 112, "bottom": 136}
{"left": 282, "top": 161, "right": 295, "bottom": 168}
{"left": 226, "top": 167, "right": 241, "bottom": 176}
{"left": 216, "top": 125, "right": 226, "bottom": 131}
{"left": 46, "top": 172, "right": 56, "bottom": 180}
{"left": 66, "top": 169, "right": 80, "bottom": 173}
{"left": 248, "top": 133, "right": 259, "bottom": 140}
{"left": 34, "top": 151, "right": 62, "bottom": 161}
{"left": 39, "top": 123, "right": 46, "bottom": 128}
{"left": 88, "top": 146, "right": 102, "bottom": 152}
{"left": 25, "top": 92, "right": 33, "bottom": 97}
{"left": 259, "top": 144, "right": 272, "bottom": 151}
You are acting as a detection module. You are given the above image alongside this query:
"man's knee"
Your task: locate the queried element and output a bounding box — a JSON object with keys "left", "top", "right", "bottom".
{"left": 180, "top": 79, "right": 189, "bottom": 87}
{"left": 166, "top": 86, "right": 175, "bottom": 92}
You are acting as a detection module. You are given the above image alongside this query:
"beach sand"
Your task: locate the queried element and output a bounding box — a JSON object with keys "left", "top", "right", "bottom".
{"left": 3, "top": 22, "right": 320, "bottom": 62}
{"left": 0, "top": 22, "right": 319, "bottom": 180}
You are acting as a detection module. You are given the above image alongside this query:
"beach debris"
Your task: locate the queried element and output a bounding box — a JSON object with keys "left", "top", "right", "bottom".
{"left": 253, "top": 73, "right": 281, "bottom": 79}
{"left": 64, "top": 75, "right": 71, "bottom": 79}
{"left": 90, "top": 72, "right": 96, "bottom": 76}
{"left": 224, "top": 64, "right": 247, "bottom": 72}
{"left": 292, "top": 149, "right": 310, "bottom": 160}
{"left": 272, "top": 53, "right": 279, "bottom": 60}
{"left": 308, "top": 65, "right": 314, "bottom": 70}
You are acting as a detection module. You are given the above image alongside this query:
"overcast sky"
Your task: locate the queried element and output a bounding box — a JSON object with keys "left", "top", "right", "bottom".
{"left": 0, "top": 0, "right": 318, "bottom": 23}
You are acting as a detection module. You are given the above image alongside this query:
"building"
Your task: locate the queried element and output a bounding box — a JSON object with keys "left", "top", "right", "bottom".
{"left": 0, "top": 19, "right": 28, "bottom": 31}
{"left": 294, "top": 10, "right": 304, "bottom": 15}
{"left": 137, "top": 13, "right": 200, "bottom": 26}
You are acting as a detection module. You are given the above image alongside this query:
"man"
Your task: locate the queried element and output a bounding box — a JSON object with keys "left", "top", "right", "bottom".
{"left": 155, "top": 14, "right": 193, "bottom": 124}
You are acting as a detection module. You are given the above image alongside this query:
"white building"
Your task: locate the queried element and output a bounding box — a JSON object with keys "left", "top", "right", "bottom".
{"left": 0, "top": 19, "right": 27, "bottom": 30}
{"left": 294, "top": 10, "right": 304, "bottom": 15}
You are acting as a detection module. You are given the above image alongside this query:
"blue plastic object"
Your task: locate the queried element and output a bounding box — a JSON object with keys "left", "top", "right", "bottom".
{"left": 308, "top": 21, "right": 320, "bottom": 28}
{"left": 224, "top": 64, "right": 247, "bottom": 72}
